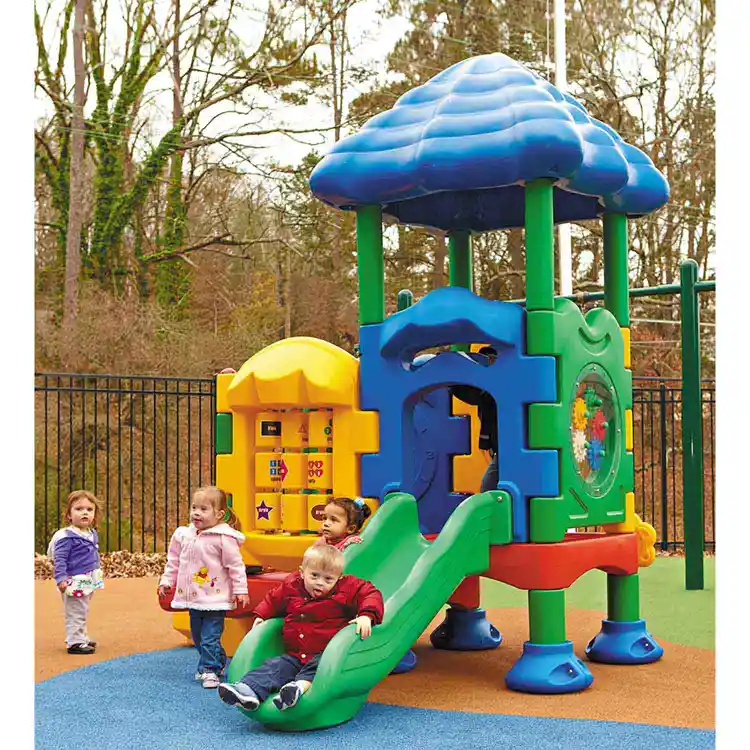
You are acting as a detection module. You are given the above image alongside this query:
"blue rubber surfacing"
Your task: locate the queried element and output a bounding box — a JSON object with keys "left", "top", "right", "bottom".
{"left": 36, "top": 648, "right": 714, "bottom": 750}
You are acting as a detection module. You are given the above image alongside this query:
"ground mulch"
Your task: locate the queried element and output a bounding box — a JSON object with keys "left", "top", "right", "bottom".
{"left": 35, "top": 578, "right": 713, "bottom": 730}
{"left": 35, "top": 577, "right": 187, "bottom": 683}
{"left": 35, "top": 552, "right": 168, "bottom": 580}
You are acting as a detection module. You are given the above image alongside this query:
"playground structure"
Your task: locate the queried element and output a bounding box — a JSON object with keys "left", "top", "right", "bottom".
{"left": 161, "top": 52, "right": 673, "bottom": 731}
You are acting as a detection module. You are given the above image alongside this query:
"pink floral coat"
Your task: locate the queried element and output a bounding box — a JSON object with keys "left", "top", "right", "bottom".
{"left": 159, "top": 523, "right": 248, "bottom": 610}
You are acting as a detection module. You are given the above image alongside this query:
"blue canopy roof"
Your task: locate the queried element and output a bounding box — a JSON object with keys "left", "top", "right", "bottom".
{"left": 309, "top": 53, "right": 669, "bottom": 232}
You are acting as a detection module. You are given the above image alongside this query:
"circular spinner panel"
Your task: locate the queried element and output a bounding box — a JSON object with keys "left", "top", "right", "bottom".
{"left": 569, "top": 364, "right": 622, "bottom": 496}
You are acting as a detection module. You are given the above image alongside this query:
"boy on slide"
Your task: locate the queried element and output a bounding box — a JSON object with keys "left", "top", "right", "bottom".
{"left": 218, "top": 545, "right": 384, "bottom": 711}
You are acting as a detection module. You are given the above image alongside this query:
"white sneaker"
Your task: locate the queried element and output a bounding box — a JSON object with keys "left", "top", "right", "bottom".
{"left": 218, "top": 682, "right": 260, "bottom": 710}
{"left": 194, "top": 672, "right": 203, "bottom": 681}
{"left": 201, "top": 672, "right": 220, "bottom": 689}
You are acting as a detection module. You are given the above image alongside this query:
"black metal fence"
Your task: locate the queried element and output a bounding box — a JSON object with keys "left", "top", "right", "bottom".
{"left": 34, "top": 373, "right": 716, "bottom": 554}
{"left": 35, "top": 374, "right": 215, "bottom": 554}
{"left": 632, "top": 377, "right": 715, "bottom": 552}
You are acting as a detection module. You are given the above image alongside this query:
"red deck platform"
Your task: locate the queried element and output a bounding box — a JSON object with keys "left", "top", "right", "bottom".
{"left": 159, "top": 532, "right": 639, "bottom": 614}
{"left": 445, "top": 532, "right": 639, "bottom": 608}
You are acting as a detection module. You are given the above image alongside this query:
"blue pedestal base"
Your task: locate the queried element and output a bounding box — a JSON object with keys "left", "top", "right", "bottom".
{"left": 430, "top": 608, "right": 502, "bottom": 651}
{"left": 585, "top": 618, "right": 664, "bottom": 664}
{"left": 390, "top": 648, "right": 418, "bottom": 674}
{"left": 505, "top": 641, "right": 594, "bottom": 694}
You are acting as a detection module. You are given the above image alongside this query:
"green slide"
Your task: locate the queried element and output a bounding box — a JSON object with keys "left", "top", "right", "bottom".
{"left": 226, "top": 490, "right": 512, "bottom": 731}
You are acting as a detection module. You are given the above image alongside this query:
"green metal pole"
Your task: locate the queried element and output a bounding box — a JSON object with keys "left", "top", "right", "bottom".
{"left": 603, "top": 213, "right": 630, "bottom": 327}
{"left": 607, "top": 573, "right": 640, "bottom": 621}
{"left": 396, "top": 289, "right": 414, "bottom": 311}
{"left": 507, "top": 280, "right": 715, "bottom": 306}
{"left": 680, "top": 259, "right": 705, "bottom": 590}
{"left": 524, "top": 179, "right": 555, "bottom": 311}
{"left": 355, "top": 205, "right": 385, "bottom": 325}
{"left": 447, "top": 231, "right": 472, "bottom": 352}
{"left": 448, "top": 231, "right": 473, "bottom": 290}
{"left": 528, "top": 589, "right": 566, "bottom": 643}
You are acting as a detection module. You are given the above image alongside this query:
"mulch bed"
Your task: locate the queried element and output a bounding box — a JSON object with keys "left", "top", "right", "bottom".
{"left": 35, "top": 551, "right": 168, "bottom": 580}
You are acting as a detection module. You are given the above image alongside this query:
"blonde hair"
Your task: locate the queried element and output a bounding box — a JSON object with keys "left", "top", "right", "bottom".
{"left": 193, "top": 486, "right": 241, "bottom": 530}
{"left": 302, "top": 544, "right": 344, "bottom": 577}
{"left": 65, "top": 490, "right": 102, "bottom": 526}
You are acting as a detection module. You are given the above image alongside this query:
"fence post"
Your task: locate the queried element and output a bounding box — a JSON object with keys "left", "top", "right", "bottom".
{"left": 659, "top": 383, "right": 669, "bottom": 552}
{"left": 680, "top": 259, "right": 704, "bottom": 590}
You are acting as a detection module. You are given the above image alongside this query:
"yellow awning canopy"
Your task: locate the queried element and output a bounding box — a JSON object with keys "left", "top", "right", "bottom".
{"left": 227, "top": 337, "right": 359, "bottom": 410}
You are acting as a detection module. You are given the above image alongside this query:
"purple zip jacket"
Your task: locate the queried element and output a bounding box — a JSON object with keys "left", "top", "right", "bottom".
{"left": 48, "top": 527, "right": 101, "bottom": 583}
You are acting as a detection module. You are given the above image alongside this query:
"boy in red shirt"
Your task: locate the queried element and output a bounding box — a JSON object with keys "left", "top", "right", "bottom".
{"left": 218, "top": 544, "right": 384, "bottom": 711}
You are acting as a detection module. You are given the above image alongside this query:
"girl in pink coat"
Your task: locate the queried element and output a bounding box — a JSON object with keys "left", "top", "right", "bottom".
{"left": 158, "top": 486, "right": 249, "bottom": 688}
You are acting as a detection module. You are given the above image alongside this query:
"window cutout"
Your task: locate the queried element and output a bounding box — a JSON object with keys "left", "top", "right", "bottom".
{"left": 407, "top": 345, "right": 499, "bottom": 371}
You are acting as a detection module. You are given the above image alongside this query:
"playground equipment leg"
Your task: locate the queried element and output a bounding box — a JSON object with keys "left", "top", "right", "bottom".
{"left": 505, "top": 589, "right": 593, "bottom": 694}
{"left": 430, "top": 576, "right": 502, "bottom": 651}
{"left": 585, "top": 573, "right": 663, "bottom": 664}
{"left": 390, "top": 648, "right": 418, "bottom": 674}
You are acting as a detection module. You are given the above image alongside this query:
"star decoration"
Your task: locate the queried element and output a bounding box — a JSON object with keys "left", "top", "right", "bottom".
{"left": 256, "top": 501, "right": 273, "bottom": 520}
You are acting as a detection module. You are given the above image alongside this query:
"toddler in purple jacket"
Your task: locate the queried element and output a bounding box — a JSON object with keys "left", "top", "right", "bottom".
{"left": 47, "top": 490, "right": 104, "bottom": 655}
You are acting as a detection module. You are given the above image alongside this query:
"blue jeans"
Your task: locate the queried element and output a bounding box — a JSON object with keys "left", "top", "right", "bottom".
{"left": 189, "top": 610, "right": 227, "bottom": 675}
{"left": 240, "top": 654, "right": 321, "bottom": 702}
{"left": 480, "top": 454, "right": 499, "bottom": 493}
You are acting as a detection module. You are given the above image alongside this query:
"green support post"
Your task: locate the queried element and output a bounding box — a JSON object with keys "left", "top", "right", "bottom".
{"left": 356, "top": 205, "right": 385, "bottom": 325}
{"left": 603, "top": 213, "right": 630, "bottom": 327}
{"left": 680, "top": 259, "right": 705, "bottom": 590}
{"left": 448, "top": 231, "right": 473, "bottom": 290}
{"left": 524, "top": 179, "right": 555, "bottom": 311}
{"left": 588, "top": 570, "right": 662, "bottom": 664}
{"left": 528, "top": 589, "right": 566, "bottom": 644}
{"left": 607, "top": 573, "right": 640, "bottom": 621}
{"left": 447, "top": 231, "right": 473, "bottom": 351}
{"left": 215, "top": 413, "right": 233, "bottom": 455}
{"left": 396, "top": 289, "right": 414, "bottom": 311}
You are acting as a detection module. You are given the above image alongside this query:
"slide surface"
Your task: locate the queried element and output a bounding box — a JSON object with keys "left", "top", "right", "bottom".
{"left": 226, "top": 490, "right": 512, "bottom": 731}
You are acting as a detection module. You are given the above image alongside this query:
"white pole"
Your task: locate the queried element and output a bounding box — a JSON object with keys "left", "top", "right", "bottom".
{"left": 554, "top": 0, "right": 573, "bottom": 296}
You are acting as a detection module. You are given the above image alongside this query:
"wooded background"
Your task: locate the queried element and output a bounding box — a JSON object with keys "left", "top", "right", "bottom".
{"left": 35, "top": 0, "right": 715, "bottom": 377}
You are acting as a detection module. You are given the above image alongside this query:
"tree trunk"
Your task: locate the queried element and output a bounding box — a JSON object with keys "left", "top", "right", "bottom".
{"left": 284, "top": 244, "right": 292, "bottom": 339}
{"left": 327, "top": 5, "right": 348, "bottom": 339}
{"left": 121, "top": 92, "right": 142, "bottom": 299}
{"left": 172, "top": 0, "right": 183, "bottom": 131}
{"left": 506, "top": 228, "right": 525, "bottom": 298}
{"left": 155, "top": 0, "right": 188, "bottom": 310}
{"left": 62, "top": 0, "right": 86, "bottom": 333}
{"left": 432, "top": 236, "right": 446, "bottom": 289}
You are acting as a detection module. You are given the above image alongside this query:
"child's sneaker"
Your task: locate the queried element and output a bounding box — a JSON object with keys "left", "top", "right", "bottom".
{"left": 273, "top": 682, "right": 302, "bottom": 711}
{"left": 67, "top": 643, "right": 96, "bottom": 655}
{"left": 201, "top": 672, "right": 221, "bottom": 689}
{"left": 218, "top": 682, "right": 260, "bottom": 710}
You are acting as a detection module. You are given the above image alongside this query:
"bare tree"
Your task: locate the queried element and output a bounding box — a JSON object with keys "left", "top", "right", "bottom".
{"left": 62, "top": 0, "right": 86, "bottom": 332}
